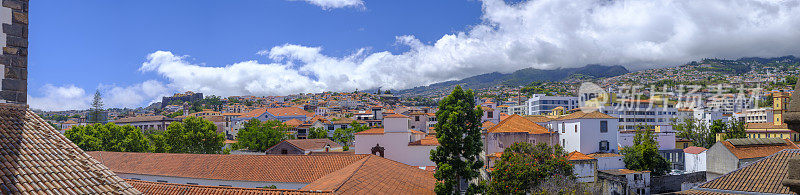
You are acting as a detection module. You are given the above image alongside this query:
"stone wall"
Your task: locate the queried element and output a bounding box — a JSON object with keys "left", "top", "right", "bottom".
{"left": 0, "top": 0, "right": 27, "bottom": 103}
{"left": 650, "top": 171, "right": 706, "bottom": 194}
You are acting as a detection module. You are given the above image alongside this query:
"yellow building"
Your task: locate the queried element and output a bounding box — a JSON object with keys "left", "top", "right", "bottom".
{"left": 739, "top": 92, "right": 800, "bottom": 142}
{"left": 676, "top": 138, "right": 693, "bottom": 149}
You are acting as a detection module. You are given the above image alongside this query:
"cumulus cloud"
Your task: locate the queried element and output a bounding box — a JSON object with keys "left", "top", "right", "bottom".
{"left": 142, "top": 0, "right": 800, "bottom": 97}
{"left": 31, "top": 0, "right": 800, "bottom": 110}
{"left": 28, "top": 84, "right": 91, "bottom": 111}
{"left": 100, "top": 80, "right": 170, "bottom": 109}
{"left": 296, "top": 0, "right": 364, "bottom": 9}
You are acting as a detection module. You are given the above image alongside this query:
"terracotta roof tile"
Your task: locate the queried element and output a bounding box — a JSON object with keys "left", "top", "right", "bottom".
{"left": 685, "top": 149, "right": 800, "bottom": 194}
{"left": 555, "top": 111, "right": 615, "bottom": 120}
{"left": 746, "top": 122, "right": 790, "bottom": 130}
{"left": 355, "top": 128, "right": 384, "bottom": 135}
{"left": 300, "top": 156, "right": 435, "bottom": 194}
{"left": 683, "top": 146, "right": 707, "bottom": 155}
{"left": 408, "top": 135, "right": 440, "bottom": 146}
{"left": 481, "top": 121, "right": 496, "bottom": 129}
{"left": 0, "top": 103, "right": 141, "bottom": 194}
{"left": 523, "top": 115, "right": 552, "bottom": 123}
{"left": 88, "top": 151, "right": 367, "bottom": 183}
{"left": 385, "top": 114, "right": 409, "bottom": 118}
{"left": 487, "top": 115, "right": 552, "bottom": 134}
{"left": 283, "top": 119, "right": 303, "bottom": 127}
{"left": 568, "top": 151, "right": 596, "bottom": 161}
{"left": 720, "top": 138, "right": 799, "bottom": 159}
{"left": 126, "top": 179, "right": 331, "bottom": 194}
{"left": 587, "top": 152, "right": 623, "bottom": 158}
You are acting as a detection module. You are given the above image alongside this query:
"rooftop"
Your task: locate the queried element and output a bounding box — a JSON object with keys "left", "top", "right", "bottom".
{"left": 679, "top": 149, "right": 800, "bottom": 194}
{"left": 486, "top": 114, "right": 552, "bottom": 134}
{"left": 719, "top": 138, "right": 799, "bottom": 160}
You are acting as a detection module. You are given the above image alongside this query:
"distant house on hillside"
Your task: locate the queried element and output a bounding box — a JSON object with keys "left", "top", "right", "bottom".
{"left": 265, "top": 139, "right": 342, "bottom": 155}
{"left": 354, "top": 114, "right": 438, "bottom": 167}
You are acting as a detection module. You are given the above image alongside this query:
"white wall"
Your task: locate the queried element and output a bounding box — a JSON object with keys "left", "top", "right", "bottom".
{"left": 384, "top": 117, "right": 409, "bottom": 132}
{"left": 685, "top": 152, "right": 707, "bottom": 173}
{"left": 596, "top": 156, "right": 625, "bottom": 170}
{"left": 354, "top": 133, "right": 436, "bottom": 167}
{"left": 618, "top": 131, "right": 676, "bottom": 150}
{"left": 573, "top": 161, "right": 596, "bottom": 183}
{"left": 116, "top": 173, "right": 307, "bottom": 189}
{"left": 553, "top": 118, "right": 618, "bottom": 154}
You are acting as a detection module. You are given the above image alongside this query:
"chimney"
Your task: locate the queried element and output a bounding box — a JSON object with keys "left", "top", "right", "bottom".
{"left": 0, "top": 0, "right": 27, "bottom": 103}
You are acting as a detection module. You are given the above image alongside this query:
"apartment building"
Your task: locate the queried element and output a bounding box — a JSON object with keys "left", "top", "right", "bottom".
{"left": 526, "top": 94, "right": 579, "bottom": 115}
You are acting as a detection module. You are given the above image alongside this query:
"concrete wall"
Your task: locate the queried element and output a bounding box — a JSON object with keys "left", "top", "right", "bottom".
{"left": 0, "top": 0, "right": 27, "bottom": 103}
{"left": 650, "top": 171, "right": 706, "bottom": 194}
{"left": 572, "top": 160, "right": 597, "bottom": 183}
{"left": 596, "top": 156, "right": 625, "bottom": 170}
{"left": 116, "top": 173, "right": 308, "bottom": 189}
{"left": 705, "top": 142, "right": 738, "bottom": 180}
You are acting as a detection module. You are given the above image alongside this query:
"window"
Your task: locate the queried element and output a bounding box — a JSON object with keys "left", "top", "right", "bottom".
{"left": 634, "top": 174, "right": 642, "bottom": 180}
{"left": 574, "top": 125, "right": 578, "bottom": 133}
{"left": 600, "top": 121, "right": 608, "bottom": 133}
{"left": 599, "top": 141, "right": 609, "bottom": 151}
{"left": 281, "top": 149, "right": 288, "bottom": 154}
{"left": 488, "top": 111, "right": 493, "bottom": 118}
{"left": 157, "top": 180, "right": 168, "bottom": 183}
{"left": 683, "top": 143, "right": 688, "bottom": 148}
{"left": 187, "top": 183, "right": 198, "bottom": 185}
{"left": 328, "top": 126, "right": 334, "bottom": 131}
{"left": 561, "top": 123, "right": 565, "bottom": 133}
{"left": 562, "top": 139, "right": 565, "bottom": 146}
{"left": 415, "top": 116, "right": 420, "bottom": 121}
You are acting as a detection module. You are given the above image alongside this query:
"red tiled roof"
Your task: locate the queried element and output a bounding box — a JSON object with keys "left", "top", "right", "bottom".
{"left": 88, "top": 151, "right": 367, "bottom": 183}
{"left": 300, "top": 155, "right": 435, "bottom": 194}
{"left": 683, "top": 149, "right": 800, "bottom": 194}
{"left": 683, "top": 146, "right": 707, "bottom": 155}
{"left": 720, "top": 138, "right": 799, "bottom": 159}
{"left": 481, "top": 121, "right": 496, "bottom": 128}
{"left": 126, "top": 179, "right": 330, "bottom": 194}
{"left": 555, "top": 111, "right": 615, "bottom": 120}
{"left": 587, "top": 152, "right": 623, "bottom": 158}
{"left": 267, "top": 107, "right": 313, "bottom": 117}
{"left": 746, "top": 122, "right": 790, "bottom": 130}
{"left": 355, "top": 128, "right": 384, "bottom": 135}
{"left": 523, "top": 115, "right": 553, "bottom": 123}
{"left": 0, "top": 103, "right": 141, "bottom": 194}
{"left": 385, "top": 114, "right": 409, "bottom": 118}
{"left": 283, "top": 119, "right": 303, "bottom": 127}
{"left": 568, "top": 151, "right": 596, "bottom": 161}
{"left": 409, "top": 135, "right": 440, "bottom": 146}
{"left": 487, "top": 114, "right": 551, "bottom": 134}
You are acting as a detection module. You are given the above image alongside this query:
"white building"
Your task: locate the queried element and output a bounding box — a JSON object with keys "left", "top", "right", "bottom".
{"left": 526, "top": 94, "right": 579, "bottom": 115}
{"left": 599, "top": 104, "right": 678, "bottom": 131}
{"left": 683, "top": 146, "right": 707, "bottom": 173}
{"left": 480, "top": 100, "right": 500, "bottom": 124}
{"left": 744, "top": 107, "right": 773, "bottom": 123}
{"left": 354, "top": 114, "right": 438, "bottom": 167}
{"left": 568, "top": 151, "right": 598, "bottom": 183}
{"left": 484, "top": 115, "right": 559, "bottom": 169}
{"left": 618, "top": 126, "right": 676, "bottom": 150}
{"left": 548, "top": 111, "right": 619, "bottom": 154}
{"left": 508, "top": 104, "right": 528, "bottom": 115}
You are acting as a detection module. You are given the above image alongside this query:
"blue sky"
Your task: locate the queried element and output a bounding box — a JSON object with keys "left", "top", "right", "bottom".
{"left": 28, "top": 0, "right": 800, "bottom": 111}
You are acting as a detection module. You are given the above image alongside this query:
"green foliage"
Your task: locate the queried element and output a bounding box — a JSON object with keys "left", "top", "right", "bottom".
{"left": 164, "top": 117, "right": 226, "bottom": 154}
{"left": 787, "top": 76, "right": 798, "bottom": 86}
{"left": 308, "top": 127, "right": 329, "bottom": 139}
{"left": 488, "top": 142, "right": 573, "bottom": 194}
{"left": 65, "top": 123, "right": 151, "bottom": 152}
{"left": 430, "top": 85, "right": 484, "bottom": 195}
{"left": 89, "top": 90, "right": 105, "bottom": 124}
{"left": 673, "top": 118, "right": 717, "bottom": 148}
{"left": 262, "top": 185, "right": 277, "bottom": 189}
{"left": 333, "top": 121, "right": 369, "bottom": 151}
{"left": 620, "top": 127, "right": 671, "bottom": 176}
{"left": 146, "top": 132, "right": 169, "bottom": 153}
{"left": 722, "top": 119, "right": 747, "bottom": 141}
{"left": 47, "top": 121, "right": 60, "bottom": 130}
{"left": 760, "top": 94, "right": 774, "bottom": 108}
{"left": 42, "top": 114, "right": 69, "bottom": 121}
{"left": 166, "top": 111, "right": 183, "bottom": 118}
{"left": 237, "top": 119, "right": 292, "bottom": 152}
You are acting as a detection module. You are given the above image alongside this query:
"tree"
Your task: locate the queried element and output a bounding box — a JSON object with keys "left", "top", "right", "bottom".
{"left": 488, "top": 142, "right": 574, "bottom": 194}
{"left": 237, "top": 119, "right": 291, "bottom": 152}
{"left": 722, "top": 119, "right": 747, "bottom": 141}
{"left": 65, "top": 123, "right": 151, "bottom": 152}
{"left": 333, "top": 121, "right": 368, "bottom": 151}
{"left": 430, "top": 85, "right": 484, "bottom": 194}
{"left": 146, "top": 132, "right": 169, "bottom": 153}
{"left": 308, "top": 127, "right": 329, "bottom": 139}
{"left": 620, "top": 128, "right": 671, "bottom": 176}
{"left": 88, "top": 90, "right": 105, "bottom": 124}
{"left": 166, "top": 111, "right": 183, "bottom": 118}
{"left": 673, "top": 118, "right": 717, "bottom": 148}
{"left": 164, "top": 117, "right": 225, "bottom": 154}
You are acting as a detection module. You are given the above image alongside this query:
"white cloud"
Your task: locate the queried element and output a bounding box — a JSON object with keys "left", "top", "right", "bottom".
{"left": 100, "top": 80, "right": 170, "bottom": 109}
{"left": 296, "top": 0, "right": 364, "bottom": 10}
{"left": 31, "top": 0, "right": 800, "bottom": 110}
{"left": 28, "top": 84, "right": 91, "bottom": 111}
{"left": 143, "top": 0, "right": 800, "bottom": 97}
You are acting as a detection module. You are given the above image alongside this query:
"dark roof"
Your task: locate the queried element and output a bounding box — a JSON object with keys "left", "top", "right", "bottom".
{"left": 284, "top": 139, "right": 342, "bottom": 151}
{"left": 0, "top": 103, "right": 140, "bottom": 194}
{"left": 680, "top": 149, "right": 800, "bottom": 194}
